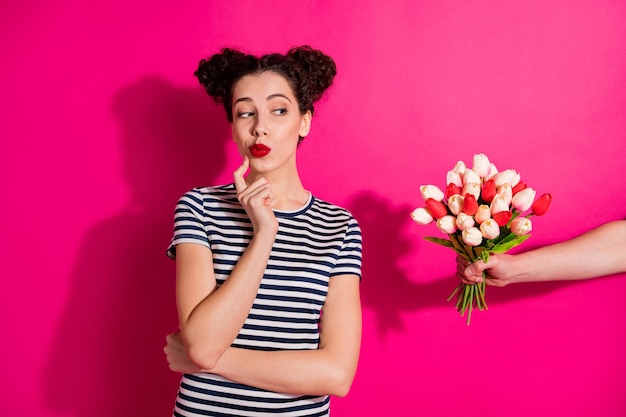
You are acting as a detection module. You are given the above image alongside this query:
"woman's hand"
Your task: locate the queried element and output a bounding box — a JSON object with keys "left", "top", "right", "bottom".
{"left": 233, "top": 157, "right": 278, "bottom": 235}
{"left": 164, "top": 331, "right": 204, "bottom": 374}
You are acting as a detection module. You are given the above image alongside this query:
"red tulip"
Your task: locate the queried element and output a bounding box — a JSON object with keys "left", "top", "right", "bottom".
{"left": 481, "top": 179, "right": 496, "bottom": 203}
{"left": 426, "top": 198, "right": 448, "bottom": 219}
{"left": 462, "top": 193, "right": 478, "bottom": 215}
{"left": 512, "top": 181, "right": 527, "bottom": 195}
{"left": 493, "top": 210, "right": 512, "bottom": 226}
{"left": 446, "top": 183, "right": 462, "bottom": 199}
{"left": 532, "top": 193, "right": 552, "bottom": 216}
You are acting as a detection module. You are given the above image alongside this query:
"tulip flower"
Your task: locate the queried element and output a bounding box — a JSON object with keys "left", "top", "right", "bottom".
{"left": 487, "top": 163, "right": 499, "bottom": 179}
{"left": 493, "top": 210, "right": 512, "bottom": 226}
{"left": 426, "top": 198, "right": 448, "bottom": 219}
{"left": 462, "top": 193, "right": 478, "bottom": 215}
{"left": 481, "top": 179, "right": 496, "bottom": 203}
{"left": 512, "top": 181, "right": 527, "bottom": 195}
{"left": 420, "top": 184, "right": 445, "bottom": 202}
{"left": 463, "top": 183, "right": 481, "bottom": 200}
{"left": 490, "top": 195, "right": 509, "bottom": 214}
{"left": 456, "top": 212, "right": 475, "bottom": 230}
{"left": 463, "top": 168, "right": 481, "bottom": 186}
{"left": 473, "top": 153, "right": 491, "bottom": 178}
{"left": 446, "top": 170, "right": 463, "bottom": 188}
{"left": 480, "top": 219, "right": 501, "bottom": 239}
{"left": 511, "top": 187, "right": 536, "bottom": 212}
{"left": 532, "top": 193, "right": 552, "bottom": 216}
{"left": 445, "top": 183, "right": 462, "bottom": 199}
{"left": 453, "top": 160, "right": 467, "bottom": 176}
{"left": 498, "top": 183, "right": 513, "bottom": 206}
{"left": 411, "top": 207, "right": 434, "bottom": 225}
{"left": 511, "top": 216, "right": 532, "bottom": 236}
{"left": 474, "top": 204, "right": 491, "bottom": 224}
{"left": 462, "top": 227, "right": 483, "bottom": 246}
{"left": 447, "top": 194, "right": 464, "bottom": 215}
{"left": 494, "top": 169, "right": 520, "bottom": 188}
{"left": 437, "top": 215, "right": 458, "bottom": 234}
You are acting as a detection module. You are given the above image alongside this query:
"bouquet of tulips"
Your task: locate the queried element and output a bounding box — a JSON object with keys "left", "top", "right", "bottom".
{"left": 411, "top": 153, "right": 552, "bottom": 325}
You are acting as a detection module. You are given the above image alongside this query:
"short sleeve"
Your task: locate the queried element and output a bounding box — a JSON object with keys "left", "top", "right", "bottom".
{"left": 330, "top": 216, "right": 363, "bottom": 279}
{"left": 166, "top": 189, "right": 211, "bottom": 259}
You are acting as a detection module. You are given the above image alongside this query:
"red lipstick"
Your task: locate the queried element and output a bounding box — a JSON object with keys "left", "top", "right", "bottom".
{"left": 249, "top": 143, "right": 271, "bottom": 158}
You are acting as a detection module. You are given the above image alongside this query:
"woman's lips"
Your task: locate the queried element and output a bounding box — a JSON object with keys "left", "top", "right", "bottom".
{"left": 249, "top": 144, "right": 271, "bottom": 158}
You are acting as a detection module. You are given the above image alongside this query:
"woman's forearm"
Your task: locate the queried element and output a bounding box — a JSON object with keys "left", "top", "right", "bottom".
{"left": 179, "top": 233, "right": 275, "bottom": 369}
{"left": 212, "top": 346, "right": 357, "bottom": 397}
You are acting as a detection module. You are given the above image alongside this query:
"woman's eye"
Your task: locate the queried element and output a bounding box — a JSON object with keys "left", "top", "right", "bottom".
{"left": 238, "top": 111, "right": 254, "bottom": 118}
{"left": 272, "top": 108, "right": 287, "bottom": 115}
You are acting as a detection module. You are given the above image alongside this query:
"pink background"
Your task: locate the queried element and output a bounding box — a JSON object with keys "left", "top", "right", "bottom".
{"left": 2, "top": 1, "right": 625, "bottom": 416}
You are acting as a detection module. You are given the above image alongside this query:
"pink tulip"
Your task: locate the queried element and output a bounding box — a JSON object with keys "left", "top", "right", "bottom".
{"left": 447, "top": 194, "right": 464, "bottom": 215}
{"left": 473, "top": 153, "right": 491, "bottom": 178}
{"left": 474, "top": 204, "right": 491, "bottom": 224}
{"left": 481, "top": 179, "right": 496, "bottom": 203}
{"left": 456, "top": 212, "right": 475, "bottom": 230}
{"left": 511, "top": 187, "right": 536, "bottom": 212}
{"left": 437, "top": 215, "right": 458, "bottom": 234}
{"left": 453, "top": 160, "right": 467, "bottom": 176}
{"left": 411, "top": 207, "right": 434, "bottom": 225}
{"left": 462, "top": 227, "right": 483, "bottom": 246}
{"left": 420, "top": 185, "right": 445, "bottom": 202}
{"left": 463, "top": 168, "right": 481, "bottom": 186}
{"left": 487, "top": 163, "right": 499, "bottom": 179}
{"left": 463, "top": 183, "right": 481, "bottom": 200}
{"left": 462, "top": 193, "right": 478, "bottom": 215}
{"left": 426, "top": 198, "right": 448, "bottom": 219}
{"left": 493, "top": 210, "right": 512, "bottom": 226}
{"left": 532, "top": 193, "right": 552, "bottom": 216}
{"left": 498, "top": 183, "right": 513, "bottom": 206}
{"left": 480, "top": 219, "right": 501, "bottom": 239}
{"left": 511, "top": 217, "right": 533, "bottom": 236}
{"left": 446, "top": 170, "right": 463, "bottom": 188}
{"left": 490, "top": 195, "right": 509, "bottom": 214}
{"left": 494, "top": 169, "right": 520, "bottom": 188}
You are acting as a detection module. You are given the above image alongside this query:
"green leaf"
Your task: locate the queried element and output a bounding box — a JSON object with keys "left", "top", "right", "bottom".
{"left": 491, "top": 234, "right": 532, "bottom": 253}
{"left": 424, "top": 236, "right": 469, "bottom": 258}
{"left": 424, "top": 236, "right": 455, "bottom": 248}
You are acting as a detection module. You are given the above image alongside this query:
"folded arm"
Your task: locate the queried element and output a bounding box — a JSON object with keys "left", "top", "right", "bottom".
{"left": 166, "top": 273, "right": 362, "bottom": 397}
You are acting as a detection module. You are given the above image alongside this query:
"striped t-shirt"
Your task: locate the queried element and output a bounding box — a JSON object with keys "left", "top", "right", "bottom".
{"left": 166, "top": 184, "right": 363, "bottom": 416}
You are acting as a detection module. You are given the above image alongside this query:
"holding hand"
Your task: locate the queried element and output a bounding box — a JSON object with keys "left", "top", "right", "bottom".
{"left": 456, "top": 253, "right": 516, "bottom": 287}
{"left": 233, "top": 157, "right": 278, "bottom": 235}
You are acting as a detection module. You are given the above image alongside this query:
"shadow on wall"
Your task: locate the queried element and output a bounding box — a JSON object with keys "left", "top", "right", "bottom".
{"left": 348, "top": 191, "right": 585, "bottom": 336}
{"left": 42, "top": 76, "right": 230, "bottom": 416}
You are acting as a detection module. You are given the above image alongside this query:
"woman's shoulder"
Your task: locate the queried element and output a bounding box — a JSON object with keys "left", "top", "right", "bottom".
{"left": 177, "top": 184, "right": 239, "bottom": 209}
{"left": 310, "top": 196, "right": 358, "bottom": 222}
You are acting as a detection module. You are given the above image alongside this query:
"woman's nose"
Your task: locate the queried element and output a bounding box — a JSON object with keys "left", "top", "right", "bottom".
{"left": 253, "top": 115, "right": 270, "bottom": 136}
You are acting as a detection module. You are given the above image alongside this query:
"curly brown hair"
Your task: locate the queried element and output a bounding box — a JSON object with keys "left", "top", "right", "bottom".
{"left": 194, "top": 46, "right": 337, "bottom": 123}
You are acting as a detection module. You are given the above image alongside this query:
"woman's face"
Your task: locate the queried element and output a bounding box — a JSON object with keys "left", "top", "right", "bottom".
{"left": 231, "top": 71, "right": 311, "bottom": 176}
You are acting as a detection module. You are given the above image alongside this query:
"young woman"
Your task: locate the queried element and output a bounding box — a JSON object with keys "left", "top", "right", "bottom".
{"left": 164, "top": 46, "right": 363, "bottom": 416}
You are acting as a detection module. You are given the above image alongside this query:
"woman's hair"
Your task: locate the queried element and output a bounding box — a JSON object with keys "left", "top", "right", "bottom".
{"left": 194, "top": 46, "right": 337, "bottom": 122}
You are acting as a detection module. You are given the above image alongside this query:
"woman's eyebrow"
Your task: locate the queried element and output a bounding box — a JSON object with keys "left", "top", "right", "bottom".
{"left": 234, "top": 93, "right": 292, "bottom": 104}
{"left": 267, "top": 93, "right": 292, "bottom": 103}
{"left": 234, "top": 97, "right": 252, "bottom": 104}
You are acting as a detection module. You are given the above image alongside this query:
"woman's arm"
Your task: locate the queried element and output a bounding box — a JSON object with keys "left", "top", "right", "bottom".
{"left": 457, "top": 220, "right": 626, "bottom": 286}
{"left": 166, "top": 274, "right": 362, "bottom": 397}
{"left": 177, "top": 159, "right": 279, "bottom": 369}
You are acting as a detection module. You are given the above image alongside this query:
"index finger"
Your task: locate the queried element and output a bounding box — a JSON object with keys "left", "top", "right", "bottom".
{"left": 233, "top": 157, "right": 249, "bottom": 193}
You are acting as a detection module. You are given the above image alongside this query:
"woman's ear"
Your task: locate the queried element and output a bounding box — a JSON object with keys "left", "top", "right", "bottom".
{"left": 299, "top": 111, "right": 312, "bottom": 138}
